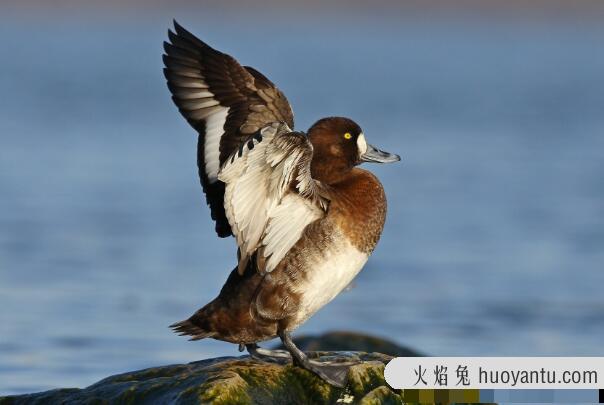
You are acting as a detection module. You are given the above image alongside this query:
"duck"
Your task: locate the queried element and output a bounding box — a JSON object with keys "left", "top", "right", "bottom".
{"left": 163, "top": 20, "right": 400, "bottom": 387}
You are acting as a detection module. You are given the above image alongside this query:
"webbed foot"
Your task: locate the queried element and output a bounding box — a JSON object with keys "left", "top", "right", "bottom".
{"left": 279, "top": 330, "right": 354, "bottom": 388}
{"left": 246, "top": 343, "right": 291, "bottom": 361}
{"left": 298, "top": 358, "right": 353, "bottom": 388}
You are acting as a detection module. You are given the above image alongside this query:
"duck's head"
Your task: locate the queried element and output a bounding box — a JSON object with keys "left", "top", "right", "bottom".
{"left": 308, "top": 117, "right": 400, "bottom": 184}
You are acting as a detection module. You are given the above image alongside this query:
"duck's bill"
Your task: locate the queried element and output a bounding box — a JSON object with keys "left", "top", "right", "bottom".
{"left": 361, "top": 144, "right": 401, "bottom": 164}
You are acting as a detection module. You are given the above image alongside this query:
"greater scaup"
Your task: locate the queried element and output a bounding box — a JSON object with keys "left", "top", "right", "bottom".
{"left": 163, "top": 21, "right": 400, "bottom": 387}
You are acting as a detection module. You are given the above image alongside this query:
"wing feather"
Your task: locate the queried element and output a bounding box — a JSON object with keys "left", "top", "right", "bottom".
{"left": 163, "top": 21, "right": 294, "bottom": 238}
{"left": 219, "top": 123, "right": 329, "bottom": 274}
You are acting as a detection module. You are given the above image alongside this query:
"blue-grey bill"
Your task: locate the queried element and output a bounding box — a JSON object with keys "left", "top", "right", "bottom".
{"left": 361, "top": 144, "right": 401, "bottom": 163}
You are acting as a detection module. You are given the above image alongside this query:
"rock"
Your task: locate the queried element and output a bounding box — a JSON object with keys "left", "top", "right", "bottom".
{"left": 1, "top": 333, "right": 418, "bottom": 404}
{"left": 0, "top": 353, "right": 405, "bottom": 405}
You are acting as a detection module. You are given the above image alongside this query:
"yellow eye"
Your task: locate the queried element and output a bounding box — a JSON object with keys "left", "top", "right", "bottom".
{"left": 344, "top": 132, "right": 352, "bottom": 140}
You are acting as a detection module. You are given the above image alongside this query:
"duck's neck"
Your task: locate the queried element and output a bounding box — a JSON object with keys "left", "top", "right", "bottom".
{"left": 310, "top": 155, "right": 353, "bottom": 185}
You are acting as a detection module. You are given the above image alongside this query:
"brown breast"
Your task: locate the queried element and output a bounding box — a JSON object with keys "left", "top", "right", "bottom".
{"left": 327, "top": 168, "right": 387, "bottom": 254}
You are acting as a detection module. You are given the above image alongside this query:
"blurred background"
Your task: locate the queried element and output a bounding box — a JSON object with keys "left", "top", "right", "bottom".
{"left": 1, "top": 0, "right": 603, "bottom": 395}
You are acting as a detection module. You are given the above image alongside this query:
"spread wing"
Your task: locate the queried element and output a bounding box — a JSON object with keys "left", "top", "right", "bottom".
{"left": 163, "top": 21, "right": 295, "bottom": 237}
{"left": 218, "top": 122, "right": 329, "bottom": 274}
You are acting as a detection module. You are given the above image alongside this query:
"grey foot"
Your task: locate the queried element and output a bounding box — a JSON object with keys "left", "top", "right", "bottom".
{"left": 279, "top": 330, "right": 354, "bottom": 388}
{"left": 246, "top": 343, "right": 291, "bottom": 361}
{"left": 298, "top": 358, "right": 353, "bottom": 388}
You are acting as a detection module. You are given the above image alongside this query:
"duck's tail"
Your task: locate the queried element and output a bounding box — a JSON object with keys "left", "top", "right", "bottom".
{"left": 170, "top": 265, "right": 257, "bottom": 342}
{"left": 170, "top": 318, "right": 216, "bottom": 341}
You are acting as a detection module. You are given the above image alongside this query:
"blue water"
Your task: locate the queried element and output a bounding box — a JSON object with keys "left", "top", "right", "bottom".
{"left": 1, "top": 11, "right": 603, "bottom": 395}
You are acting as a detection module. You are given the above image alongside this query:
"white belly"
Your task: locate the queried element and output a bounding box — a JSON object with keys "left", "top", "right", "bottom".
{"left": 291, "top": 239, "right": 368, "bottom": 327}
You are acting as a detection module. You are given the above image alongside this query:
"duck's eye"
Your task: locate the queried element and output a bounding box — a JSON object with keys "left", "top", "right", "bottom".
{"left": 343, "top": 132, "right": 352, "bottom": 140}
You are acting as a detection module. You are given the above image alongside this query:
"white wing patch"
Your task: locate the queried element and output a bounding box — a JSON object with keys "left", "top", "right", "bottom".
{"left": 219, "top": 123, "right": 328, "bottom": 274}
{"left": 203, "top": 104, "right": 229, "bottom": 183}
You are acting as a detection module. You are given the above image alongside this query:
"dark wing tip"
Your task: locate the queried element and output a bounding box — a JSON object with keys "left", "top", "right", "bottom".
{"left": 171, "top": 20, "right": 212, "bottom": 50}
{"left": 167, "top": 29, "right": 179, "bottom": 45}
{"left": 162, "top": 41, "right": 172, "bottom": 54}
{"left": 173, "top": 20, "right": 196, "bottom": 40}
{"left": 173, "top": 19, "right": 184, "bottom": 33}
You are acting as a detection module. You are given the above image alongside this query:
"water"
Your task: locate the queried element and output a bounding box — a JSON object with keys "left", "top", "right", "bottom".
{"left": 1, "top": 11, "right": 603, "bottom": 395}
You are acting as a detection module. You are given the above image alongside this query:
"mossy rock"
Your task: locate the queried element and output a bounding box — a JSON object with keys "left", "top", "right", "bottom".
{"left": 0, "top": 352, "right": 406, "bottom": 405}
{"left": 1, "top": 332, "right": 421, "bottom": 404}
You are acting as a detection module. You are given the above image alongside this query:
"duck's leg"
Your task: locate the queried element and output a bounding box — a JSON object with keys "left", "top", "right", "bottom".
{"left": 245, "top": 343, "right": 291, "bottom": 360}
{"left": 278, "top": 330, "right": 351, "bottom": 388}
